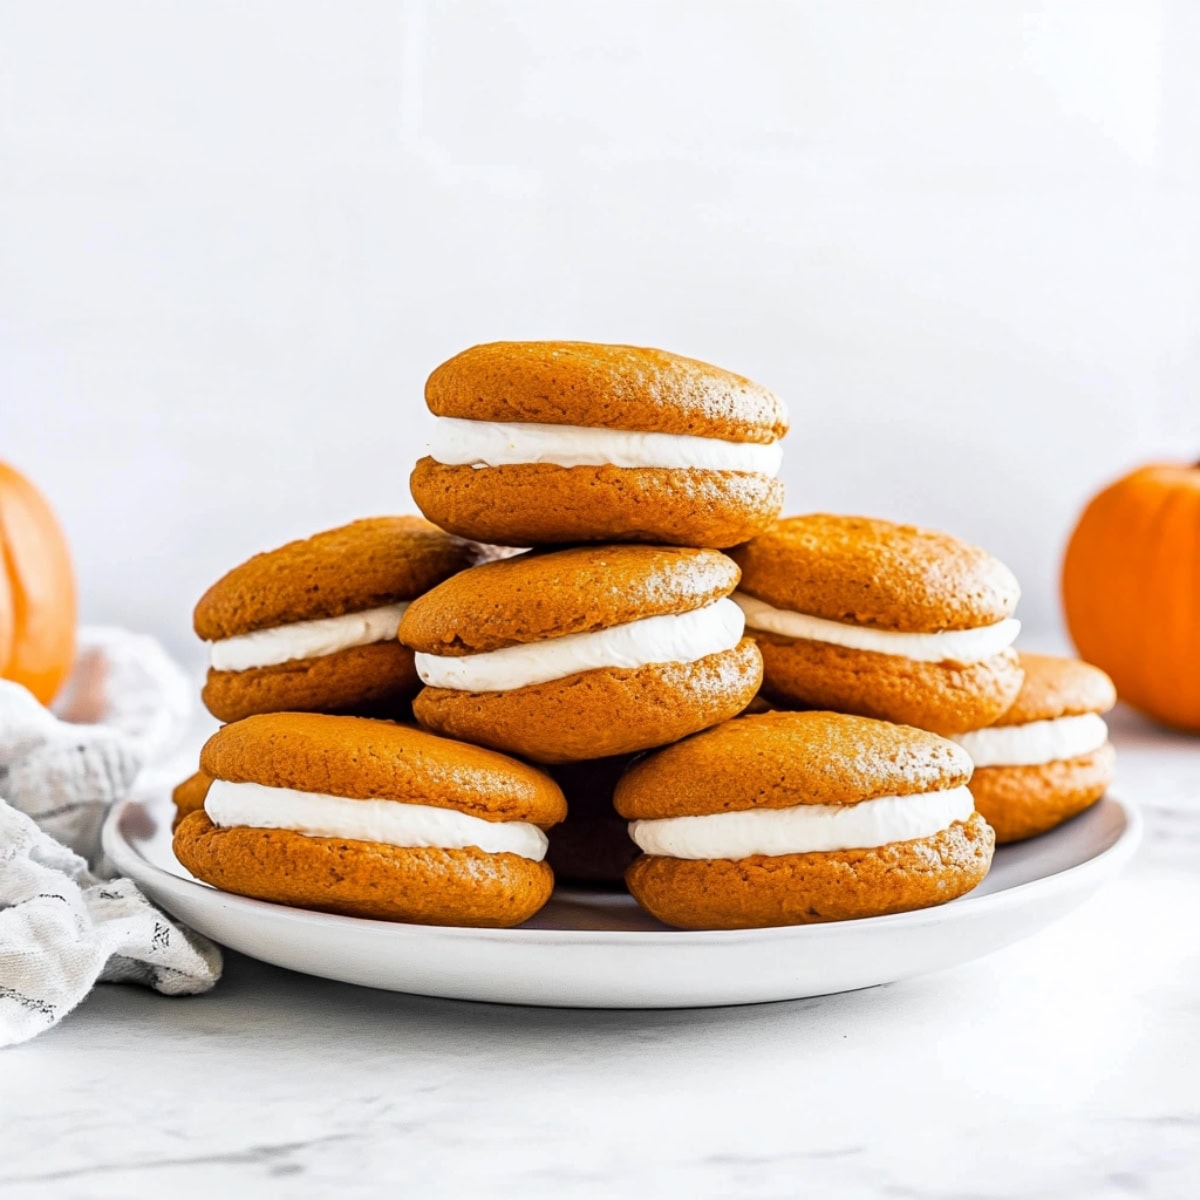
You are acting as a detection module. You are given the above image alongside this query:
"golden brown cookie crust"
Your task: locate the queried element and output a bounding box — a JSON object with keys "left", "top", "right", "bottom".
{"left": 413, "top": 639, "right": 763, "bottom": 764}
{"left": 400, "top": 543, "right": 740, "bottom": 655}
{"left": 968, "top": 744, "right": 1114, "bottom": 843}
{"left": 625, "top": 813, "right": 995, "bottom": 929}
{"left": 201, "top": 641, "right": 421, "bottom": 723}
{"left": 194, "top": 516, "right": 486, "bottom": 640}
{"left": 174, "top": 813, "right": 553, "bottom": 927}
{"left": 731, "top": 514, "right": 1020, "bottom": 632}
{"left": 410, "top": 459, "right": 784, "bottom": 550}
{"left": 171, "top": 771, "right": 212, "bottom": 831}
{"left": 995, "top": 653, "right": 1117, "bottom": 726}
{"left": 755, "top": 636, "right": 1024, "bottom": 736}
{"left": 426, "top": 342, "right": 787, "bottom": 443}
{"left": 200, "top": 713, "right": 566, "bottom": 825}
{"left": 615, "top": 711, "right": 972, "bottom": 820}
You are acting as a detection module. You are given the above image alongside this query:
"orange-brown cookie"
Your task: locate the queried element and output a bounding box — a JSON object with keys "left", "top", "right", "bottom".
{"left": 171, "top": 770, "right": 212, "bottom": 831}
{"left": 413, "top": 642, "right": 762, "bottom": 765}
{"left": 410, "top": 462, "right": 783, "bottom": 553}
{"left": 175, "top": 713, "right": 565, "bottom": 926}
{"left": 990, "top": 652, "right": 1117, "bottom": 726}
{"left": 953, "top": 654, "right": 1116, "bottom": 842}
{"left": 754, "top": 636, "right": 1024, "bottom": 737}
{"left": 967, "top": 747, "right": 1115, "bottom": 844}
{"left": 399, "top": 544, "right": 739, "bottom": 654}
{"left": 626, "top": 815, "right": 996, "bottom": 929}
{"left": 616, "top": 711, "right": 994, "bottom": 929}
{"left": 616, "top": 711, "right": 972, "bottom": 818}
{"left": 731, "top": 515, "right": 1024, "bottom": 734}
{"left": 545, "top": 755, "right": 641, "bottom": 886}
{"left": 401, "top": 546, "right": 762, "bottom": 763}
{"left": 411, "top": 342, "right": 787, "bottom": 548}
{"left": 195, "top": 517, "right": 487, "bottom": 723}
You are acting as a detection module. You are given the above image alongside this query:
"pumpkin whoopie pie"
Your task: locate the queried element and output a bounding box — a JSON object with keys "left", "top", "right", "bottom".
{"left": 731, "top": 514, "right": 1023, "bottom": 735}
{"left": 410, "top": 341, "right": 788, "bottom": 548}
{"left": 400, "top": 544, "right": 763, "bottom": 763}
{"left": 952, "top": 653, "right": 1116, "bottom": 843}
{"left": 173, "top": 713, "right": 566, "bottom": 927}
{"left": 617, "top": 711, "right": 995, "bottom": 930}
{"left": 195, "top": 517, "right": 486, "bottom": 723}
{"left": 545, "top": 755, "right": 641, "bottom": 886}
{"left": 171, "top": 770, "right": 212, "bottom": 831}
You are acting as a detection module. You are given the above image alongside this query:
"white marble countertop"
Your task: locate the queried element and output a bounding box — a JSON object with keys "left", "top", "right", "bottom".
{"left": 4, "top": 706, "right": 1199, "bottom": 1199}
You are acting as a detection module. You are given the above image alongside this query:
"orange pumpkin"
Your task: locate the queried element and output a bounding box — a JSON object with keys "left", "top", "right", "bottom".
{"left": 1062, "top": 462, "right": 1200, "bottom": 732}
{"left": 0, "top": 462, "right": 77, "bottom": 704}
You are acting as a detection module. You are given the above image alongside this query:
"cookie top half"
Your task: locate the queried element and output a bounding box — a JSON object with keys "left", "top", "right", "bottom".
{"left": 426, "top": 342, "right": 787, "bottom": 444}
{"left": 200, "top": 713, "right": 565, "bottom": 825}
{"left": 615, "top": 711, "right": 973, "bottom": 819}
{"left": 997, "top": 653, "right": 1116, "bottom": 726}
{"left": 195, "top": 517, "right": 485, "bottom": 641}
{"left": 399, "top": 545, "right": 740, "bottom": 656}
{"left": 731, "top": 514, "right": 1020, "bottom": 633}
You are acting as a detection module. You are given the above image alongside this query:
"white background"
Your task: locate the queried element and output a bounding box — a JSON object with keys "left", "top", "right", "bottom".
{"left": 3, "top": 0, "right": 1198, "bottom": 664}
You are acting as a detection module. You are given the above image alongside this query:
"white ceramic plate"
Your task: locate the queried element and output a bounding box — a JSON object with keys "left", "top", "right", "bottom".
{"left": 103, "top": 792, "right": 1141, "bottom": 1008}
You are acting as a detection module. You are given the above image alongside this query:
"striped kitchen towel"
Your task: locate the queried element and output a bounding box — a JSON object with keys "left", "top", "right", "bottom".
{"left": 0, "top": 628, "right": 220, "bottom": 1047}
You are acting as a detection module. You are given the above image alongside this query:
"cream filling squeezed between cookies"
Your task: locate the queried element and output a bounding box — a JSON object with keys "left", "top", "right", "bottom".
{"left": 628, "top": 786, "right": 975, "bottom": 860}
{"left": 209, "top": 603, "right": 410, "bottom": 672}
{"left": 204, "top": 780, "right": 549, "bottom": 860}
{"left": 428, "top": 417, "right": 784, "bottom": 475}
{"left": 951, "top": 713, "right": 1109, "bottom": 768}
{"left": 413, "top": 597, "right": 745, "bottom": 692}
{"left": 733, "top": 592, "right": 1020, "bottom": 666}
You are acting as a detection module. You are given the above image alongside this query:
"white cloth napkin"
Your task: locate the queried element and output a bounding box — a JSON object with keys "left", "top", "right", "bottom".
{"left": 0, "top": 627, "right": 222, "bottom": 1047}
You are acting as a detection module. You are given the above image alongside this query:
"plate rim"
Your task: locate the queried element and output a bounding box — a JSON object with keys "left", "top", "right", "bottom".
{"left": 103, "top": 792, "right": 1142, "bottom": 947}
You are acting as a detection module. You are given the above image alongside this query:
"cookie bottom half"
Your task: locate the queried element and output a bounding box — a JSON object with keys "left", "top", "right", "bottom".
{"left": 413, "top": 638, "right": 763, "bottom": 764}
{"left": 173, "top": 812, "right": 554, "bottom": 927}
{"left": 410, "top": 459, "right": 783, "bottom": 549}
{"left": 202, "top": 640, "right": 421, "bottom": 724}
{"left": 625, "top": 813, "right": 996, "bottom": 929}
{"left": 755, "top": 636, "right": 1023, "bottom": 735}
{"left": 968, "top": 744, "right": 1115, "bottom": 843}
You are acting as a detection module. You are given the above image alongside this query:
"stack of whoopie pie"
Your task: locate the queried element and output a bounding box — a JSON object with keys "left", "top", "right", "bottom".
{"left": 400, "top": 343, "right": 787, "bottom": 903}
{"left": 173, "top": 339, "right": 1116, "bottom": 932}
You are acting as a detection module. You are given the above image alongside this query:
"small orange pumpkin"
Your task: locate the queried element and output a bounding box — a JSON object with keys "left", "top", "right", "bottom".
{"left": 0, "top": 462, "right": 77, "bottom": 704}
{"left": 1062, "top": 462, "right": 1200, "bottom": 732}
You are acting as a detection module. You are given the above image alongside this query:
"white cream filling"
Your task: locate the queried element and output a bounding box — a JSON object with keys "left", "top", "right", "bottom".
{"left": 428, "top": 417, "right": 783, "bottom": 475}
{"left": 204, "top": 779, "right": 548, "bottom": 860}
{"left": 209, "top": 603, "right": 410, "bottom": 672}
{"left": 628, "top": 786, "right": 975, "bottom": 860}
{"left": 951, "top": 713, "right": 1109, "bottom": 768}
{"left": 734, "top": 592, "right": 1019, "bottom": 666}
{"left": 414, "top": 596, "right": 744, "bottom": 693}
